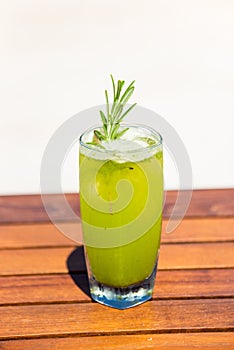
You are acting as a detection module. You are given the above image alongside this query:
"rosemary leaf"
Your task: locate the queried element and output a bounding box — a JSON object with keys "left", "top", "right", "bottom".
{"left": 86, "top": 142, "right": 105, "bottom": 149}
{"left": 97, "top": 75, "right": 136, "bottom": 142}
{"left": 116, "top": 80, "right": 124, "bottom": 100}
{"left": 100, "top": 110, "right": 108, "bottom": 137}
{"left": 119, "top": 81, "right": 135, "bottom": 103}
{"left": 99, "top": 110, "right": 107, "bottom": 125}
{"left": 114, "top": 104, "right": 124, "bottom": 121}
{"left": 119, "top": 87, "right": 134, "bottom": 106}
{"left": 112, "top": 103, "right": 123, "bottom": 121}
{"left": 94, "top": 129, "right": 105, "bottom": 141}
{"left": 110, "top": 123, "right": 120, "bottom": 139}
{"left": 110, "top": 74, "right": 116, "bottom": 100}
{"left": 105, "top": 90, "right": 110, "bottom": 121}
{"left": 115, "top": 127, "right": 129, "bottom": 139}
{"left": 117, "top": 102, "right": 137, "bottom": 123}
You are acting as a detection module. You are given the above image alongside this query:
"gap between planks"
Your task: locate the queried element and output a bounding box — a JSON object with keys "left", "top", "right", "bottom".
{"left": 0, "top": 269, "right": 233, "bottom": 306}
{"left": 0, "top": 332, "right": 234, "bottom": 350}
{"left": 0, "top": 299, "right": 233, "bottom": 340}
{"left": 0, "top": 217, "right": 234, "bottom": 250}
{"left": 0, "top": 189, "right": 234, "bottom": 224}
{"left": 0, "top": 243, "right": 234, "bottom": 276}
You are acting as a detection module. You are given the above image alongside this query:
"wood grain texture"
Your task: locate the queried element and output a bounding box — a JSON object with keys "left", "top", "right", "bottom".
{"left": 159, "top": 242, "right": 234, "bottom": 270}
{"left": 164, "top": 189, "right": 234, "bottom": 218}
{"left": 0, "top": 223, "right": 79, "bottom": 249}
{"left": 0, "top": 242, "right": 234, "bottom": 276}
{"left": 0, "top": 299, "right": 233, "bottom": 339}
{"left": 0, "top": 189, "right": 233, "bottom": 224}
{"left": 0, "top": 247, "right": 86, "bottom": 276}
{"left": 1, "top": 332, "right": 234, "bottom": 350}
{"left": 1, "top": 243, "right": 234, "bottom": 276}
{"left": 0, "top": 269, "right": 233, "bottom": 306}
{"left": 0, "top": 217, "right": 233, "bottom": 249}
{"left": 0, "top": 191, "right": 233, "bottom": 347}
{"left": 0, "top": 193, "right": 80, "bottom": 224}
{"left": 162, "top": 217, "right": 234, "bottom": 243}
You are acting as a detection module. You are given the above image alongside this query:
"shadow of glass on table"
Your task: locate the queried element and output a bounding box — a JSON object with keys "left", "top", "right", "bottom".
{"left": 66, "top": 246, "right": 91, "bottom": 298}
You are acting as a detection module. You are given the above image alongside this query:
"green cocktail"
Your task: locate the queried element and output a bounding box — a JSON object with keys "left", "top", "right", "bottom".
{"left": 79, "top": 125, "right": 163, "bottom": 308}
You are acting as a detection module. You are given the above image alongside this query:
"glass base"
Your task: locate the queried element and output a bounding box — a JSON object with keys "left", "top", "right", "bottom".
{"left": 89, "top": 261, "right": 158, "bottom": 309}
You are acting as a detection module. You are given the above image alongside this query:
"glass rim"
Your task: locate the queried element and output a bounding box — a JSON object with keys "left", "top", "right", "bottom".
{"left": 79, "top": 124, "right": 163, "bottom": 154}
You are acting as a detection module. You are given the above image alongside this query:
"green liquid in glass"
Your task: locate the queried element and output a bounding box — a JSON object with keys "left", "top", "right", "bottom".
{"left": 79, "top": 147, "right": 163, "bottom": 288}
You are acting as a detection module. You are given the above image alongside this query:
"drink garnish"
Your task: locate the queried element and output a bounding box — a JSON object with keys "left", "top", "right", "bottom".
{"left": 90, "top": 75, "right": 137, "bottom": 145}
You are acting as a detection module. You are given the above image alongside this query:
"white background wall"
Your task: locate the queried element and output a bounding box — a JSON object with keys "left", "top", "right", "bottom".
{"left": 0, "top": 0, "right": 234, "bottom": 194}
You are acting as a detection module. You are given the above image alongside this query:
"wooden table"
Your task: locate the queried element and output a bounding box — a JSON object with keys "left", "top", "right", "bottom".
{"left": 0, "top": 189, "right": 234, "bottom": 349}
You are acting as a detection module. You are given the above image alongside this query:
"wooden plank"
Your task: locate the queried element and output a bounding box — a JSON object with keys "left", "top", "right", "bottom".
{"left": 0, "top": 223, "right": 78, "bottom": 249}
{"left": 162, "top": 217, "right": 234, "bottom": 243}
{"left": 0, "top": 274, "right": 90, "bottom": 305}
{"left": 0, "top": 299, "right": 233, "bottom": 339}
{"left": 0, "top": 269, "right": 233, "bottom": 306}
{"left": 159, "top": 242, "right": 234, "bottom": 270}
{"left": 0, "top": 218, "right": 234, "bottom": 249}
{"left": 154, "top": 268, "right": 234, "bottom": 299}
{"left": 0, "top": 332, "right": 234, "bottom": 350}
{"left": 0, "top": 247, "right": 86, "bottom": 276}
{"left": 0, "top": 243, "right": 234, "bottom": 276}
{"left": 163, "top": 188, "right": 234, "bottom": 218}
{"left": 0, "top": 189, "right": 233, "bottom": 224}
{"left": 0, "top": 193, "right": 80, "bottom": 224}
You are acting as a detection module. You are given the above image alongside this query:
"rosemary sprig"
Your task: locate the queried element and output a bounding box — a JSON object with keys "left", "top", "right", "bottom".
{"left": 93, "top": 75, "right": 136, "bottom": 142}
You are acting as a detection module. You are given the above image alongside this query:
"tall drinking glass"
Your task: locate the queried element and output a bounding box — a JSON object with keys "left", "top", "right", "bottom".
{"left": 79, "top": 124, "right": 163, "bottom": 309}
